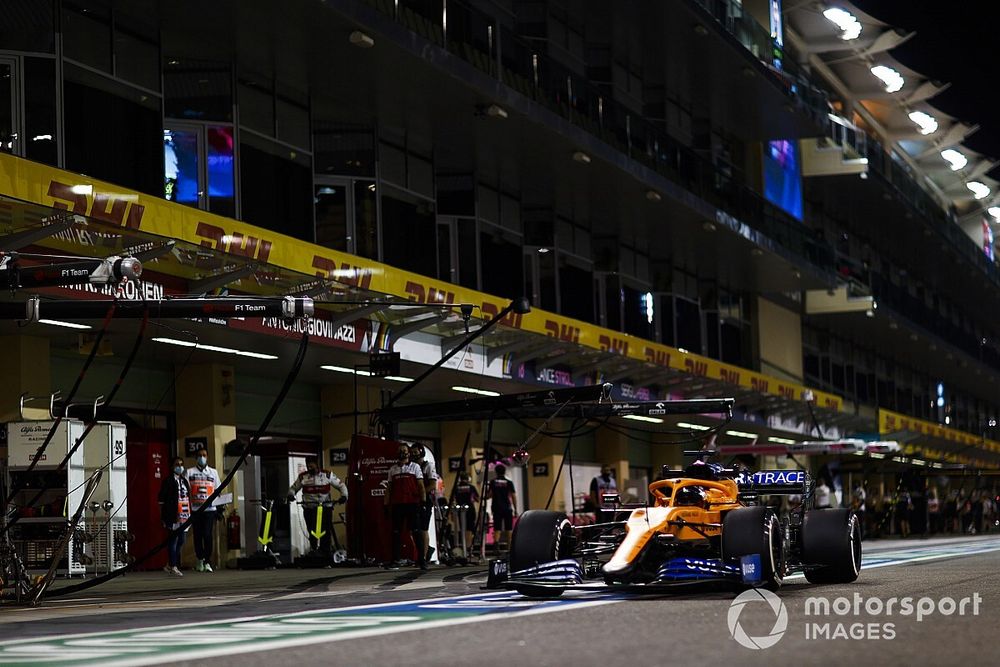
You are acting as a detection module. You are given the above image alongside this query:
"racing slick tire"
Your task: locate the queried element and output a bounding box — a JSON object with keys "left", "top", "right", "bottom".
{"left": 509, "top": 510, "right": 573, "bottom": 598}
{"left": 721, "top": 506, "right": 784, "bottom": 588}
{"left": 801, "top": 509, "right": 862, "bottom": 584}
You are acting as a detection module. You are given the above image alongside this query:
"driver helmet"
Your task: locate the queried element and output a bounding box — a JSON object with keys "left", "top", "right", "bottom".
{"left": 684, "top": 460, "right": 724, "bottom": 481}
{"left": 674, "top": 485, "right": 707, "bottom": 507}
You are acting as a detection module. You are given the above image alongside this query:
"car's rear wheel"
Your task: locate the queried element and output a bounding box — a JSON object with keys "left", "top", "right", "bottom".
{"left": 722, "top": 506, "right": 784, "bottom": 588}
{"left": 802, "top": 509, "right": 862, "bottom": 584}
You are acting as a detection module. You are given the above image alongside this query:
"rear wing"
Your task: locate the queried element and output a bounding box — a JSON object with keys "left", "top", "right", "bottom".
{"left": 738, "top": 469, "right": 810, "bottom": 500}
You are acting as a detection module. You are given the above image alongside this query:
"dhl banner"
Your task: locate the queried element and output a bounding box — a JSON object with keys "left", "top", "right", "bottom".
{"left": 0, "top": 154, "right": 843, "bottom": 411}
{"left": 879, "top": 409, "right": 1000, "bottom": 457}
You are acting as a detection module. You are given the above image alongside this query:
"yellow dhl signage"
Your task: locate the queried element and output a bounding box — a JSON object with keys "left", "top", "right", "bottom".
{"left": 0, "top": 154, "right": 843, "bottom": 411}
{"left": 879, "top": 409, "right": 1000, "bottom": 454}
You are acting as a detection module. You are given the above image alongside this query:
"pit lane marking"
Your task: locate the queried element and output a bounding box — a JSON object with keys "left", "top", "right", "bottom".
{"left": 784, "top": 536, "right": 1000, "bottom": 580}
{"left": 0, "top": 590, "right": 624, "bottom": 666}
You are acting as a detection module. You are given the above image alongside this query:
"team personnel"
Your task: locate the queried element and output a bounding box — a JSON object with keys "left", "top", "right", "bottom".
{"left": 158, "top": 456, "right": 191, "bottom": 577}
{"left": 486, "top": 464, "right": 517, "bottom": 550}
{"left": 385, "top": 444, "right": 427, "bottom": 570}
{"left": 452, "top": 471, "right": 479, "bottom": 556}
{"left": 186, "top": 447, "right": 224, "bottom": 572}
{"left": 408, "top": 443, "right": 439, "bottom": 563}
{"left": 589, "top": 464, "right": 618, "bottom": 509}
{"left": 287, "top": 457, "right": 348, "bottom": 554}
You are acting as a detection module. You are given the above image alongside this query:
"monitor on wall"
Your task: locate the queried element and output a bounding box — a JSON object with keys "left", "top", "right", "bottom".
{"left": 763, "top": 139, "right": 803, "bottom": 221}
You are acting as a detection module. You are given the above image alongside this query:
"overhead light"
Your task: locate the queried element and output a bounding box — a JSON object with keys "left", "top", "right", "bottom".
{"left": 941, "top": 148, "right": 968, "bottom": 171}
{"left": 908, "top": 111, "right": 938, "bottom": 135}
{"left": 987, "top": 206, "right": 1000, "bottom": 219}
{"left": 853, "top": 450, "right": 866, "bottom": 456}
{"left": 968, "top": 181, "right": 991, "bottom": 199}
{"left": 677, "top": 348, "right": 690, "bottom": 354}
{"left": 485, "top": 104, "right": 508, "bottom": 119}
{"left": 911, "top": 458, "right": 927, "bottom": 466}
{"left": 823, "top": 7, "right": 862, "bottom": 40}
{"left": 537, "top": 247, "right": 550, "bottom": 254}
{"left": 320, "top": 364, "right": 372, "bottom": 376}
{"left": 384, "top": 375, "right": 413, "bottom": 382}
{"left": 768, "top": 436, "right": 797, "bottom": 445}
{"left": 38, "top": 319, "right": 91, "bottom": 330}
{"left": 870, "top": 65, "right": 904, "bottom": 93}
{"left": 644, "top": 292, "right": 654, "bottom": 324}
{"left": 572, "top": 151, "right": 591, "bottom": 164}
{"left": 725, "top": 430, "right": 757, "bottom": 439}
{"left": 870, "top": 452, "right": 885, "bottom": 459}
{"left": 152, "top": 337, "right": 278, "bottom": 359}
{"left": 677, "top": 422, "right": 712, "bottom": 431}
{"left": 349, "top": 31, "right": 375, "bottom": 48}
{"left": 623, "top": 414, "right": 664, "bottom": 424}
{"left": 645, "top": 190, "right": 662, "bottom": 202}
{"left": 32, "top": 134, "right": 53, "bottom": 142}
{"left": 452, "top": 385, "right": 501, "bottom": 397}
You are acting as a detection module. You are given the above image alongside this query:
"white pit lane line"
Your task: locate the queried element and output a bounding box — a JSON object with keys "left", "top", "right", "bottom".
{"left": 0, "top": 590, "right": 623, "bottom": 667}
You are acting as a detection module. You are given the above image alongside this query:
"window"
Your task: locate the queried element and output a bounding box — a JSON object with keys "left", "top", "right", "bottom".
{"left": 314, "top": 182, "right": 349, "bottom": 251}
{"left": 24, "top": 58, "right": 58, "bottom": 166}
{"left": 64, "top": 65, "right": 162, "bottom": 195}
{"left": 240, "top": 135, "right": 312, "bottom": 241}
{"left": 559, "top": 259, "right": 594, "bottom": 322}
{"left": 163, "top": 123, "right": 236, "bottom": 217}
{"left": 481, "top": 229, "right": 524, "bottom": 300}
{"left": 164, "top": 59, "right": 233, "bottom": 122}
{"left": 354, "top": 181, "right": 378, "bottom": 260}
{"left": 381, "top": 188, "right": 436, "bottom": 277}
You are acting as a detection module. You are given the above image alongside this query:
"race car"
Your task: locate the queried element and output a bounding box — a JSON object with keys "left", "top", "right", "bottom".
{"left": 488, "top": 462, "right": 861, "bottom": 596}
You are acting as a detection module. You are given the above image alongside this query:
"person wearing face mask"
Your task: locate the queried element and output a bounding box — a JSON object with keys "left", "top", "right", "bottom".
{"left": 186, "top": 447, "right": 224, "bottom": 572}
{"left": 158, "top": 457, "right": 191, "bottom": 577}
{"left": 384, "top": 444, "right": 426, "bottom": 570}
{"left": 408, "top": 443, "right": 439, "bottom": 563}
{"left": 589, "top": 464, "right": 618, "bottom": 511}
{"left": 287, "top": 457, "right": 348, "bottom": 554}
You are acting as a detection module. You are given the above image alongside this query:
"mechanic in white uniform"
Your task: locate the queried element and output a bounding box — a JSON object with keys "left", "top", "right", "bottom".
{"left": 288, "top": 457, "right": 348, "bottom": 554}
{"left": 408, "top": 443, "right": 439, "bottom": 563}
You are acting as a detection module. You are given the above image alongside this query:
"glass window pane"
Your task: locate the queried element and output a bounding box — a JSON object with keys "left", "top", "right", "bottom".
{"left": 115, "top": 28, "right": 160, "bottom": 92}
{"left": 163, "top": 128, "right": 199, "bottom": 206}
{"left": 0, "top": 63, "right": 14, "bottom": 154}
{"left": 62, "top": 2, "right": 111, "bottom": 72}
{"left": 354, "top": 181, "right": 378, "bottom": 259}
{"left": 164, "top": 59, "right": 233, "bottom": 122}
{"left": 315, "top": 184, "right": 348, "bottom": 251}
{"left": 24, "top": 58, "right": 58, "bottom": 166}
{"left": 436, "top": 223, "right": 451, "bottom": 282}
{"left": 0, "top": 0, "right": 55, "bottom": 52}
{"left": 382, "top": 192, "right": 436, "bottom": 277}
{"left": 207, "top": 126, "right": 235, "bottom": 217}
{"left": 240, "top": 137, "right": 312, "bottom": 241}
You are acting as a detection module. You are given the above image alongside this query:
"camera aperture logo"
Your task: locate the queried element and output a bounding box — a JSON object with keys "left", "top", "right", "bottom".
{"left": 728, "top": 591, "right": 983, "bottom": 648}
{"left": 728, "top": 588, "right": 788, "bottom": 649}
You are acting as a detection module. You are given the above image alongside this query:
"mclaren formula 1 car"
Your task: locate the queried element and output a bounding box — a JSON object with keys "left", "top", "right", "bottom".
{"left": 488, "top": 463, "right": 861, "bottom": 596}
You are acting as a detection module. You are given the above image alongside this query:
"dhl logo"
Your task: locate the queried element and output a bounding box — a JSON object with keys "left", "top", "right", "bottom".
{"left": 47, "top": 180, "right": 145, "bottom": 230}
{"left": 719, "top": 368, "right": 740, "bottom": 385}
{"left": 312, "top": 256, "right": 374, "bottom": 290}
{"left": 405, "top": 281, "right": 456, "bottom": 305}
{"left": 751, "top": 377, "right": 769, "bottom": 393}
{"left": 684, "top": 358, "right": 708, "bottom": 376}
{"left": 644, "top": 347, "right": 671, "bottom": 367}
{"left": 482, "top": 300, "right": 524, "bottom": 329}
{"left": 196, "top": 222, "right": 272, "bottom": 263}
{"left": 776, "top": 385, "right": 796, "bottom": 399}
{"left": 599, "top": 334, "right": 629, "bottom": 356}
{"left": 545, "top": 320, "right": 580, "bottom": 343}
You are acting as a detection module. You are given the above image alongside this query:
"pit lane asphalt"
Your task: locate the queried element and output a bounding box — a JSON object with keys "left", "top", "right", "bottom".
{"left": 2, "top": 535, "right": 998, "bottom": 665}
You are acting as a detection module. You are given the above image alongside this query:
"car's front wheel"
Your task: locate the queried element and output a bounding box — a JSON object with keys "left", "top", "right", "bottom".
{"left": 722, "top": 506, "right": 785, "bottom": 588}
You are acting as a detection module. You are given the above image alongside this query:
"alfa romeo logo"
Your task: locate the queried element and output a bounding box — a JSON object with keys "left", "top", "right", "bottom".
{"left": 727, "top": 588, "right": 788, "bottom": 649}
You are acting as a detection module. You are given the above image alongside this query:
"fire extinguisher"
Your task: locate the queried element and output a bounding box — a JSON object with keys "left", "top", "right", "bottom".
{"left": 226, "top": 510, "right": 242, "bottom": 550}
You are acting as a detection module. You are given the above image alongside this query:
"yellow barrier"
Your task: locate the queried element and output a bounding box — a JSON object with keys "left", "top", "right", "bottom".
{"left": 0, "top": 154, "right": 843, "bottom": 411}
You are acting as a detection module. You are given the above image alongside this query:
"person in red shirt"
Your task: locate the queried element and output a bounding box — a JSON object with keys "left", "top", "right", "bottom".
{"left": 385, "top": 444, "right": 426, "bottom": 570}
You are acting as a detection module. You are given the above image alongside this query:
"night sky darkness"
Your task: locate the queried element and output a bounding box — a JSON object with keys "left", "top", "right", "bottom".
{"left": 852, "top": 2, "right": 1000, "bottom": 177}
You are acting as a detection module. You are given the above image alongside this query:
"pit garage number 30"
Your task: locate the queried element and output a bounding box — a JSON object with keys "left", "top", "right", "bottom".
{"left": 487, "top": 463, "right": 861, "bottom": 597}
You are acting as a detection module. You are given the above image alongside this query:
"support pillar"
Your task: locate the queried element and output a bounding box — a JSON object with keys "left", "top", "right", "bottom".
{"left": 175, "top": 363, "right": 237, "bottom": 568}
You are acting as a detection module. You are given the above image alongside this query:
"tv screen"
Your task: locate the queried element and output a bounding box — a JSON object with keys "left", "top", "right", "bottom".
{"left": 763, "top": 139, "right": 803, "bottom": 221}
